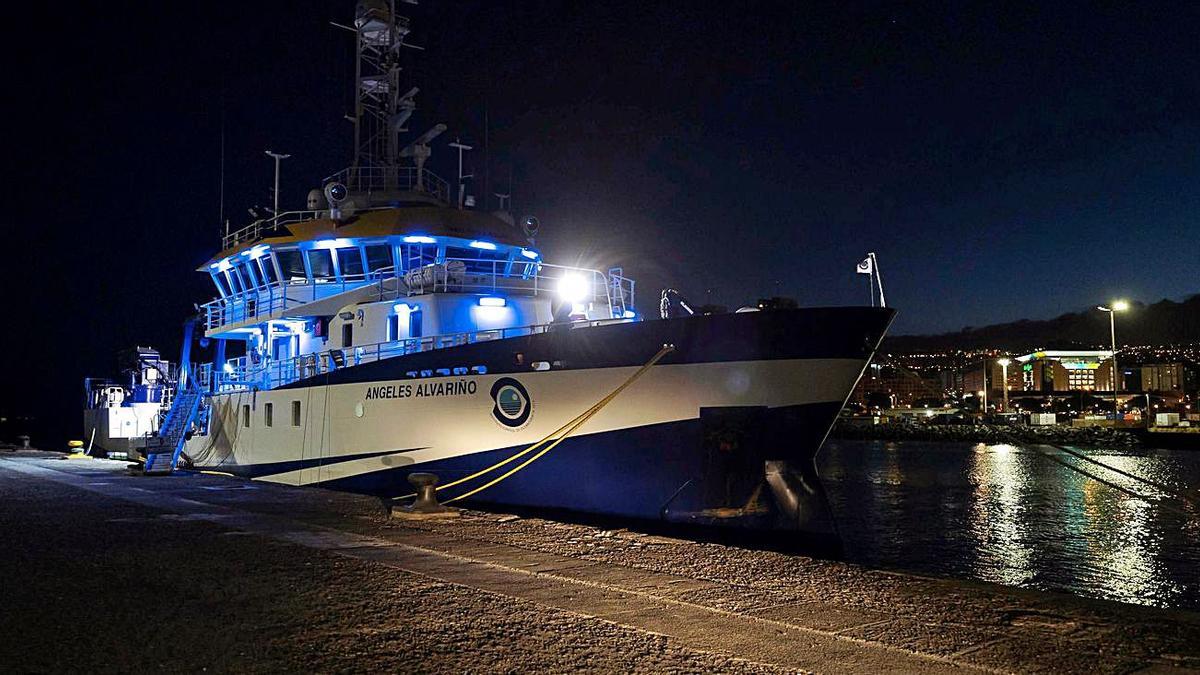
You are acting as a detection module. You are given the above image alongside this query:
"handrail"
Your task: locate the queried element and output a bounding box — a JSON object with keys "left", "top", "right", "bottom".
{"left": 322, "top": 165, "right": 451, "bottom": 204}
{"left": 208, "top": 316, "right": 635, "bottom": 393}
{"left": 201, "top": 259, "right": 619, "bottom": 332}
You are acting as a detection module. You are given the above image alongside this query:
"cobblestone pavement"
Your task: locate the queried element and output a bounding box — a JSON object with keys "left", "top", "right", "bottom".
{"left": 2, "top": 451, "right": 1198, "bottom": 674}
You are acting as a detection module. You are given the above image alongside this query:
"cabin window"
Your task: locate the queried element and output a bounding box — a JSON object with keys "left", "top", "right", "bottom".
{"left": 342, "top": 323, "right": 353, "bottom": 348}
{"left": 264, "top": 402, "right": 273, "bottom": 427}
{"left": 276, "top": 249, "right": 307, "bottom": 281}
{"left": 242, "top": 404, "right": 251, "bottom": 428}
{"left": 387, "top": 314, "right": 399, "bottom": 341}
{"left": 410, "top": 309, "right": 423, "bottom": 337}
{"left": 365, "top": 245, "right": 393, "bottom": 275}
{"left": 292, "top": 401, "right": 302, "bottom": 426}
{"left": 306, "top": 249, "right": 335, "bottom": 280}
{"left": 336, "top": 247, "right": 365, "bottom": 280}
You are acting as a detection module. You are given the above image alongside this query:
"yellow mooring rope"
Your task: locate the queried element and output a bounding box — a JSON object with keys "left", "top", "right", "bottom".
{"left": 394, "top": 343, "right": 676, "bottom": 504}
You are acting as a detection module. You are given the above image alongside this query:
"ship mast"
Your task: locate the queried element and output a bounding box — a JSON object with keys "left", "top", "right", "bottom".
{"left": 351, "top": 0, "right": 417, "bottom": 188}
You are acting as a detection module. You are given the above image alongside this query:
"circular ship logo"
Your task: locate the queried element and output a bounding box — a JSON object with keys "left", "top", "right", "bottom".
{"left": 490, "top": 378, "right": 532, "bottom": 428}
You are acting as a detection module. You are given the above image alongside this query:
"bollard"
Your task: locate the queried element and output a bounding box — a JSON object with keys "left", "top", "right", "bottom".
{"left": 393, "top": 472, "right": 459, "bottom": 519}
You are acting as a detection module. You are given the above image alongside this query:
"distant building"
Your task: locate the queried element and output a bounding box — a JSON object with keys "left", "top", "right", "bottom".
{"left": 1141, "top": 363, "right": 1198, "bottom": 393}
{"left": 851, "top": 364, "right": 944, "bottom": 407}
{"left": 1015, "top": 350, "right": 1117, "bottom": 392}
{"left": 963, "top": 362, "right": 1021, "bottom": 400}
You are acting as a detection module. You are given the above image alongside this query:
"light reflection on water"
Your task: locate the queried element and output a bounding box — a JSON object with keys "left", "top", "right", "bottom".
{"left": 820, "top": 440, "right": 1200, "bottom": 609}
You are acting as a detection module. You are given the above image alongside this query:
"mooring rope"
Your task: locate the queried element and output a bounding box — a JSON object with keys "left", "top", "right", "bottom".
{"left": 1026, "top": 445, "right": 1195, "bottom": 518}
{"left": 1047, "top": 443, "right": 1200, "bottom": 508}
{"left": 394, "top": 343, "right": 676, "bottom": 503}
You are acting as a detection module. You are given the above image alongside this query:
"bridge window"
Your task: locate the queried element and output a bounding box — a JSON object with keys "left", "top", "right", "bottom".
{"left": 386, "top": 314, "right": 399, "bottom": 341}
{"left": 276, "top": 249, "right": 307, "bottom": 281}
{"left": 365, "top": 244, "right": 393, "bottom": 275}
{"left": 212, "top": 272, "right": 231, "bottom": 297}
{"left": 264, "top": 402, "right": 273, "bottom": 427}
{"left": 238, "top": 261, "right": 261, "bottom": 289}
{"left": 242, "top": 404, "right": 251, "bottom": 428}
{"left": 225, "top": 269, "right": 244, "bottom": 294}
{"left": 306, "top": 249, "right": 335, "bottom": 280}
{"left": 291, "top": 400, "right": 301, "bottom": 426}
{"left": 257, "top": 254, "right": 279, "bottom": 285}
{"left": 336, "top": 247, "right": 365, "bottom": 280}
{"left": 342, "top": 323, "right": 353, "bottom": 348}
{"left": 446, "top": 246, "right": 507, "bottom": 275}
{"left": 402, "top": 243, "right": 438, "bottom": 268}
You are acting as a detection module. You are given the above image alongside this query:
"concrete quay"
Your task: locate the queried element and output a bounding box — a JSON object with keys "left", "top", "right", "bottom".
{"left": 1, "top": 450, "right": 1198, "bottom": 674}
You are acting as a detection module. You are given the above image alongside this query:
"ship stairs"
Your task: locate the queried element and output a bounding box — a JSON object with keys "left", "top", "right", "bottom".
{"left": 608, "top": 267, "right": 629, "bottom": 318}
{"left": 142, "top": 384, "right": 204, "bottom": 475}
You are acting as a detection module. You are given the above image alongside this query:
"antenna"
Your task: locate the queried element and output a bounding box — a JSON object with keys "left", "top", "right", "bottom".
{"left": 448, "top": 138, "right": 474, "bottom": 208}
{"left": 483, "top": 106, "right": 490, "bottom": 209}
{"left": 265, "top": 150, "right": 291, "bottom": 216}
{"left": 218, "top": 93, "right": 226, "bottom": 239}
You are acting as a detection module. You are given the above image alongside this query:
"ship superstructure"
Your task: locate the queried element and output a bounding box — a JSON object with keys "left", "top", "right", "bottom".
{"left": 85, "top": 0, "right": 895, "bottom": 544}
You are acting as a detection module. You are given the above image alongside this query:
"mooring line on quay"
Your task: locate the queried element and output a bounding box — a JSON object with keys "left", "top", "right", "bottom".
{"left": 1029, "top": 445, "right": 1195, "bottom": 518}
{"left": 1048, "top": 443, "right": 1200, "bottom": 508}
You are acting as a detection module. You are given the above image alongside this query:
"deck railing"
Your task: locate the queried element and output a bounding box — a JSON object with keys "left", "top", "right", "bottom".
{"left": 203, "top": 317, "right": 633, "bottom": 393}
{"left": 220, "top": 168, "right": 450, "bottom": 250}
{"left": 200, "top": 260, "right": 621, "bottom": 333}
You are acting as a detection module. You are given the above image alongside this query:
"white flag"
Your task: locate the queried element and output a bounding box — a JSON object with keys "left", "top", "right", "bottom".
{"left": 856, "top": 256, "right": 873, "bottom": 275}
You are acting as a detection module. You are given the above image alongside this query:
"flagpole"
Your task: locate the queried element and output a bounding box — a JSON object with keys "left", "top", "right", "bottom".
{"left": 871, "top": 252, "right": 886, "bottom": 308}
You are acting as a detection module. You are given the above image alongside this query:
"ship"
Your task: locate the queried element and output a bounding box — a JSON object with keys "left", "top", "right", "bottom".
{"left": 83, "top": 0, "right": 894, "bottom": 544}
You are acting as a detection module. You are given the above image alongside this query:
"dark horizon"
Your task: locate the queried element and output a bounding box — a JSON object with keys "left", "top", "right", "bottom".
{"left": 3, "top": 1, "right": 1199, "bottom": 444}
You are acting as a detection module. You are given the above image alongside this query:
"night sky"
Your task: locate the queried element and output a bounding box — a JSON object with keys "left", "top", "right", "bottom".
{"left": 4, "top": 1, "right": 1198, "bottom": 444}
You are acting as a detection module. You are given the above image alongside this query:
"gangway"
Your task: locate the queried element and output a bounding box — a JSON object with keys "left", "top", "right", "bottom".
{"left": 142, "top": 384, "right": 204, "bottom": 475}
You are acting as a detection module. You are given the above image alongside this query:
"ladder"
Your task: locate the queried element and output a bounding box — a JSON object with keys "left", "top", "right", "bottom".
{"left": 142, "top": 385, "right": 204, "bottom": 475}
{"left": 608, "top": 267, "right": 628, "bottom": 318}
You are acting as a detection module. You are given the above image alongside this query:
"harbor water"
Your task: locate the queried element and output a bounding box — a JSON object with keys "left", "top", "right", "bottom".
{"left": 821, "top": 440, "right": 1200, "bottom": 610}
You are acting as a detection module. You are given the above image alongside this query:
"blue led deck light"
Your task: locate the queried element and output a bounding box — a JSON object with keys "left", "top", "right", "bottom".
{"left": 469, "top": 240, "right": 497, "bottom": 250}
{"left": 403, "top": 235, "right": 436, "bottom": 244}
{"left": 478, "top": 296, "right": 506, "bottom": 307}
{"left": 520, "top": 248, "right": 539, "bottom": 259}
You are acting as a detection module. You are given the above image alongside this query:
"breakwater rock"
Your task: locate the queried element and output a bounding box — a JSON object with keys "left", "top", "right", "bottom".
{"left": 831, "top": 421, "right": 1142, "bottom": 449}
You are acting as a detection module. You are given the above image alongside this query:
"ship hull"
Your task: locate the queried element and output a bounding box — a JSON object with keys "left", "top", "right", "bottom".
{"left": 184, "top": 308, "right": 894, "bottom": 535}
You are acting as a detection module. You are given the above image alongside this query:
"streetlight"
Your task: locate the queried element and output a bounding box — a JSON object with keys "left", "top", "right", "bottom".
{"left": 1097, "top": 301, "right": 1129, "bottom": 424}
{"left": 997, "top": 358, "right": 1011, "bottom": 413}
